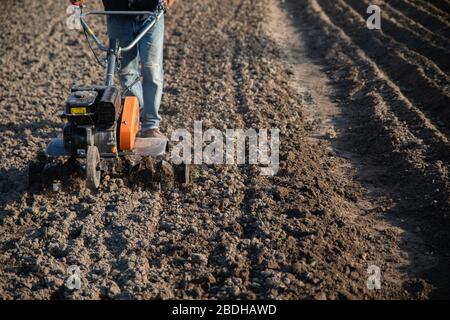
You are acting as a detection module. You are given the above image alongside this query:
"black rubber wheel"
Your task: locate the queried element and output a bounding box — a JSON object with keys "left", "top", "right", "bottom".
{"left": 86, "top": 146, "right": 101, "bottom": 190}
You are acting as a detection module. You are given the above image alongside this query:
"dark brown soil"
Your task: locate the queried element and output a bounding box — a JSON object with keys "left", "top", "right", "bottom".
{"left": 0, "top": 0, "right": 449, "bottom": 299}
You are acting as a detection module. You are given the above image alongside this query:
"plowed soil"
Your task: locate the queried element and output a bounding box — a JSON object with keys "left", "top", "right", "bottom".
{"left": 0, "top": 0, "right": 449, "bottom": 299}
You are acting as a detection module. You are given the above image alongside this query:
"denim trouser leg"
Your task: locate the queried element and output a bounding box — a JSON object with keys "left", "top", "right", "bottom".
{"left": 107, "top": 14, "right": 164, "bottom": 130}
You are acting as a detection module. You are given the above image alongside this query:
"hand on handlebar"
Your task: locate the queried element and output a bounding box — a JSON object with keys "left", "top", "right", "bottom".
{"left": 164, "top": 0, "right": 175, "bottom": 9}
{"left": 70, "top": 0, "right": 86, "bottom": 6}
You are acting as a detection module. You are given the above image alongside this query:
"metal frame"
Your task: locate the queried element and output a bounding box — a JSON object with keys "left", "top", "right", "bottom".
{"left": 79, "top": 9, "right": 164, "bottom": 86}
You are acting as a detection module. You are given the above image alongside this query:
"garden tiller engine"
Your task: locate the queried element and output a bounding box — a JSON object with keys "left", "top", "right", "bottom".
{"left": 28, "top": 3, "right": 188, "bottom": 190}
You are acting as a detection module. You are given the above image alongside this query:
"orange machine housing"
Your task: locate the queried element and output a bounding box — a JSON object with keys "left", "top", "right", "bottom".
{"left": 120, "top": 96, "right": 140, "bottom": 151}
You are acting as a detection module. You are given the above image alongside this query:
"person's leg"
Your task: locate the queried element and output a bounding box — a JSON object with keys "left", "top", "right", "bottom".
{"left": 138, "top": 14, "right": 164, "bottom": 131}
{"left": 106, "top": 15, "right": 143, "bottom": 107}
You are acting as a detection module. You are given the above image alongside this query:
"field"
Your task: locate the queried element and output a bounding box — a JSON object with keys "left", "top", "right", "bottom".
{"left": 0, "top": 0, "right": 449, "bottom": 299}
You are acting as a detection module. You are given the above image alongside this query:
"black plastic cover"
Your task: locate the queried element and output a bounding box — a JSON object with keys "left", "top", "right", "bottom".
{"left": 97, "top": 86, "right": 121, "bottom": 128}
{"left": 65, "top": 90, "right": 98, "bottom": 114}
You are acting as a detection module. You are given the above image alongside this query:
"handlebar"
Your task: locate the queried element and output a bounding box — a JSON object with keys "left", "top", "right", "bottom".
{"left": 79, "top": 10, "right": 164, "bottom": 53}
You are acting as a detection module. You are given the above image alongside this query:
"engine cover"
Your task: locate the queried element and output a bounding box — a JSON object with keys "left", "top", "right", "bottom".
{"left": 62, "top": 85, "right": 123, "bottom": 157}
{"left": 65, "top": 90, "right": 98, "bottom": 126}
{"left": 97, "top": 86, "right": 121, "bottom": 128}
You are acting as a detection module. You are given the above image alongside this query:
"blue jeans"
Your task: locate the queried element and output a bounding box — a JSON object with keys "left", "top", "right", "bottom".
{"left": 107, "top": 14, "right": 164, "bottom": 130}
